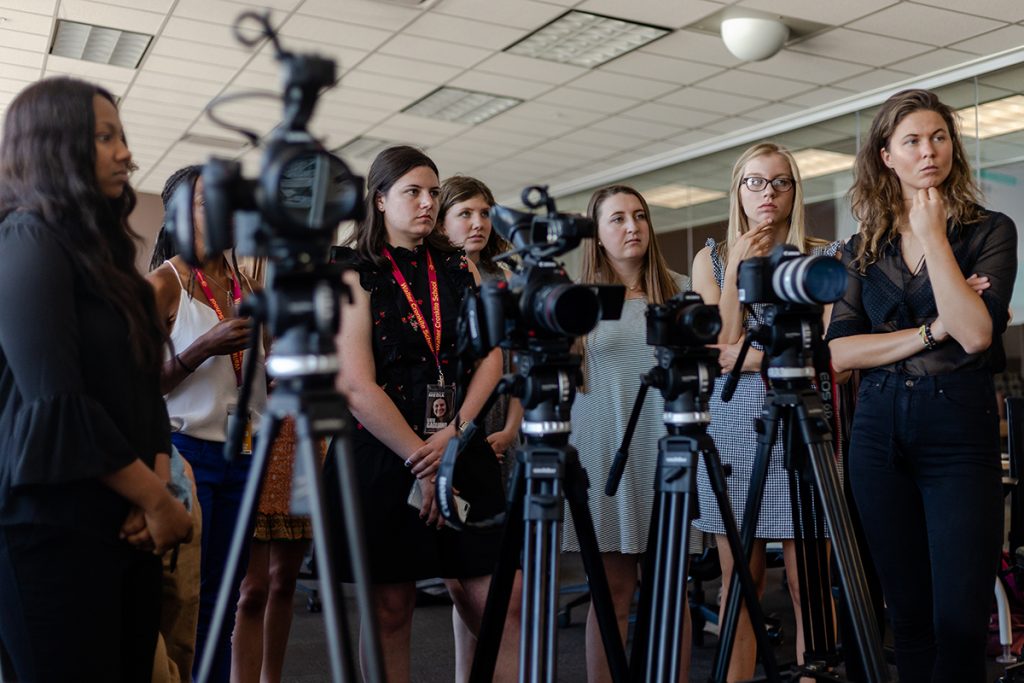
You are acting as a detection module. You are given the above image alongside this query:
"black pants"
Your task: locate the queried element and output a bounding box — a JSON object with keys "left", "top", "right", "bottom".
{"left": 0, "top": 523, "right": 162, "bottom": 682}
{"left": 849, "top": 370, "right": 1003, "bottom": 683}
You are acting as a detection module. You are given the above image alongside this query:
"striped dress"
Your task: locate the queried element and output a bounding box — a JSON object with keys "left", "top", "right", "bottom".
{"left": 563, "top": 271, "right": 689, "bottom": 554}
{"left": 693, "top": 238, "right": 841, "bottom": 538}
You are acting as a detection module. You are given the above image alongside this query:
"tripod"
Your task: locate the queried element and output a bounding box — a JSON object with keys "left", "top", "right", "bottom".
{"left": 607, "top": 345, "right": 781, "bottom": 683}
{"left": 717, "top": 304, "right": 890, "bottom": 683}
{"left": 196, "top": 264, "right": 383, "bottom": 683}
{"left": 455, "top": 339, "right": 630, "bottom": 683}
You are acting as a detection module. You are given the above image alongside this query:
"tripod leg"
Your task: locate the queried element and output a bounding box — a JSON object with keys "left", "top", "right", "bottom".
{"left": 470, "top": 454, "right": 525, "bottom": 683}
{"left": 564, "top": 450, "right": 630, "bottom": 683}
{"left": 701, "top": 435, "right": 781, "bottom": 683}
{"left": 714, "top": 399, "right": 783, "bottom": 682}
{"left": 196, "top": 413, "right": 282, "bottom": 683}
{"left": 631, "top": 490, "right": 662, "bottom": 680}
{"left": 295, "top": 410, "right": 366, "bottom": 683}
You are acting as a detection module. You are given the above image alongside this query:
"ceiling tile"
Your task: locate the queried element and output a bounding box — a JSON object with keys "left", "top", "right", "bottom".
{"left": 433, "top": 0, "right": 565, "bottom": 30}
{"left": 740, "top": 52, "right": 870, "bottom": 86}
{"left": 151, "top": 37, "right": 251, "bottom": 69}
{"left": 132, "top": 71, "right": 225, "bottom": 98}
{"left": 535, "top": 87, "right": 640, "bottom": 114}
{"left": 0, "top": 8, "right": 54, "bottom": 35}
{"left": 0, "top": 1, "right": 57, "bottom": 15}
{"left": 832, "top": 68, "right": 914, "bottom": 93}
{"left": 734, "top": 101, "right": 804, "bottom": 122}
{"left": 44, "top": 54, "right": 133, "bottom": 82}
{"left": 575, "top": 0, "right": 721, "bottom": 29}
{"left": 438, "top": 136, "right": 521, "bottom": 158}
{"left": 789, "top": 28, "right": 933, "bottom": 67}
{"left": 0, "top": 77, "right": 32, "bottom": 95}
{"left": 404, "top": 13, "right": 525, "bottom": 50}
{"left": 658, "top": 86, "right": 767, "bottom": 115}
{"left": 625, "top": 101, "right": 721, "bottom": 126}
{"left": 601, "top": 52, "right": 724, "bottom": 85}
{"left": 321, "top": 86, "right": 415, "bottom": 112}
{"left": 453, "top": 124, "right": 549, "bottom": 148}
{"left": 485, "top": 110, "right": 580, "bottom": 137}
{"left": 143, "top": 54, "right": 239, "bottom": 83}
{"left": 847, "top": 4, "right": 1003, "bottom": 46}
{"left": 0, "top": 28, "right": 49, "bottom": 52}
{"left": 560, "top": 125, "right": 652, "bottom": 151}
{"left": 695, "top": 70, "right": 815, "bottom": 100}
{"left": 379, "top": 34, "right": 491, "bottom": 68}
{"left": 297, "top": 0, "right": 421, "bottom": 30}
{"left": 358, "top": 53, "right": 463, "bottom": 83}
{"left": 527, "top": 137, "right": 610, "bottom": 160}
{"left": 383, "top": 113, "right": 471, "bottom": 137}
{"left": 279, "top": 14, "right": 392, "bottom": 51}
{"left": 787, "top": 86, "right": 857, "bottom": 107}
{"left": 96, "top": 0, "right": 174, "bottom": 11}
{"left": 497, "top": 101, "right": 606, "bottom": 127}
{"left": 639, "top": 30, "right": 742, "bottom": 68}
{"left": 474, "top": 52, "right": 588, "bottom": 85}
{"left": 341, "top": 70, "right": 437, "bottom": 101}
{"left": 315, "top": 99, "right": 392, "bottom": 125}
{"left": 0, "top": 45, "right": 43, "bottom": 69}
{"left": 587, "top": 115, "right": 681, "bottom": 140}
{"left": 367, "top": 121, "right": 453, "bottom": 147}
{"left": 568, "top": 69, "right": 679, "bottom": 99}
{"left": 129, "top": 84, "right": 219, "bottom": 109}
{"left": 912, "top": 0, "right": 1024, "bottom": 23}
{"left": 57, "top": 0, "right": 165, "bottom": 34}
{"left": 173, "top": 0, "right": 269, "bottom": 26}
{"left": 952, "top": 25, "right": 1024, "bottom": 55}
{"left": 888, "top": 48, "right": 979, "bottom": 75}
{"left": 161, "top": 16, "right": 260, "bottom": 47}
{"left": 737, "top": 0, "right": 899, "bottom": 25}
{"left": 664, "top": 130, "right": 710, "bottom": 147}
{"left": 448, "top": 70, "right": 554, "bottom": 99}
{"left": 120, "top": 98, "right": 203, "bottom": 121}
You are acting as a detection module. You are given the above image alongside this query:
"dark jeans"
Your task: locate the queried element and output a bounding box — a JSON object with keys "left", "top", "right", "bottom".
{"left": 0, "top": 523, "right": 162, "bottom": 682}
{"left": 849, "top": 370, "right": 1003, "bottom": 683}
{"left": 173, "top": 432, "right": 253, "bottom": 683}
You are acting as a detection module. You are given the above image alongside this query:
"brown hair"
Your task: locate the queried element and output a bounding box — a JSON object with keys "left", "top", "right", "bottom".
{"left": 848, "top": 88, "right": 982, "bottom": 272}
{"left": 435, "top": 175, "right": 511, "bottom": 265}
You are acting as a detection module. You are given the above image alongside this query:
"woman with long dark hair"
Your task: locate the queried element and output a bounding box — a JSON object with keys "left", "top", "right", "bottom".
{"left": 331, "top": 146, "right": 507, "bottom": 682}
{"left": 828, "top": 89, "right": 1017, "bottom": 682}
{"left": 0, "top": 77, "right": 192, "bottom": 681}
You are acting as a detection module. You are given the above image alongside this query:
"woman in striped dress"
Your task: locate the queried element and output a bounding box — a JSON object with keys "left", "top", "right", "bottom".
{"left": 564, "top": 185, "right": 689, "bottom": 683}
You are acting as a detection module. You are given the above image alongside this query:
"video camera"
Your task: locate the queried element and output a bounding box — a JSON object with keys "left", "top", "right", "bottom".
{"left": 737, "top": 244, "right": 846, "bottom": 305}
{"left": 166, "top": 10, "right": 364, "bottom": 267}
{"left": 647, "top": 291, "right": 722, "bottom": 349}
{"left": 464, "top": 185, "right": 624, "bottom": 356}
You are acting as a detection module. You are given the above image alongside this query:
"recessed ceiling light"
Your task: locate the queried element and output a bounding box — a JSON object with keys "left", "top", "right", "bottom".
{"left": 333, "top": 136, "right": 401, "bottom": 160}
{"left": 957, "top": 95, "right": 1024, "bottom": 139}
{"left": 644, "top": 183, "right": 726, "bottom": 209}
{"left": 49, "top": 20, "right": 153, "bottom": 69}
{"left": 506, "top": 10, "right": 670, "bottom": 68}
{"left": 403, "top": 87, "right": 521, "bottom": 125}
{"left": 790, "top": 149, "right": 855, "bottom": 179}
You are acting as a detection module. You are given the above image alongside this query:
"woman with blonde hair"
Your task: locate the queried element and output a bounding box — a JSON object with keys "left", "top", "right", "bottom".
{"left": 828, "top": 89, "right": 1016, "bottom": 682}
{"left": 565, "top": 184, "right": 689, "bottom": 682}
{"left": 691, "top": 142, "right": 839, "bottom": 680}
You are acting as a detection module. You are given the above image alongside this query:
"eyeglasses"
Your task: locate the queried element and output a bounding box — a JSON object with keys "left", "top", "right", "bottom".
{"left": 741, "top": 176, "right": 795, "bottom": 193}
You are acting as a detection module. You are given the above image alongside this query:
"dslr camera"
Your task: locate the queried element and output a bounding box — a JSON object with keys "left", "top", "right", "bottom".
{"left": 737, "top": 244, "right": 846, "bottom": 305}
{"left": 466, "top": 185, "right": 623, "bottom": 354}
{"left": 646, "top": 291, "right": 722, "bottom": 349}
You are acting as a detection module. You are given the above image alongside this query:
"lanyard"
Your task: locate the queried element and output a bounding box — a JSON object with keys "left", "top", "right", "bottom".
{"left": 382, "top": 246, "right": 444, "bottom": 385}
{"left": 193, "top": 267, "right": 244, "bottom": 387}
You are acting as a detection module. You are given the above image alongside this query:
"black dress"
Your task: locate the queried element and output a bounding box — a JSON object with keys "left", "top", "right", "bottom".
{"left": 329, "top": 244, "right": 501, "bottom": 583}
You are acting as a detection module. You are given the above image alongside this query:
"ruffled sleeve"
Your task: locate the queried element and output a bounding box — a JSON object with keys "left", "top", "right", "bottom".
{"left": 332, "top": 246, "right": 383, "bottom": 294}
{"left": 0, "top": 215, "right": 136, "bottom": 487}
{"left": 825, "top": 235, "right": 871, "bottom": 342}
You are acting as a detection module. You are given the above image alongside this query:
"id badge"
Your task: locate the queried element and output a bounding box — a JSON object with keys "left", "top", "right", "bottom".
{"left": 423, "top": 383, "right": 455, "bottom": 435}
{"left": 227, "top": 406, "right": 253, "bottom": 455}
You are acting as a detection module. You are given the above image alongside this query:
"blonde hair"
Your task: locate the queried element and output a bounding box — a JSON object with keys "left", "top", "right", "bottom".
{"left": 718, "top": 142, "right": 825, "bottom": 265}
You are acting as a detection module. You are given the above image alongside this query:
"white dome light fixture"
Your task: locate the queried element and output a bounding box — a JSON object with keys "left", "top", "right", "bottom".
{"left": 721, "top": 16, "right": 789, "bottom": 62}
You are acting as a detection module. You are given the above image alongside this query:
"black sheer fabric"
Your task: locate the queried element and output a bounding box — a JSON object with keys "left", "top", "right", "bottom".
{"left": 826, "top": 210, "right": 1017, "bottom": 375}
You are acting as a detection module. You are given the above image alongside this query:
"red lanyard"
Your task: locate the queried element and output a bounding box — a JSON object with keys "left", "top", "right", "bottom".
{"left": 193, "top": 267, "right": 244, "bottom": 387}
{"left": 382, "top": 247, "right": 444, "bottom": 385}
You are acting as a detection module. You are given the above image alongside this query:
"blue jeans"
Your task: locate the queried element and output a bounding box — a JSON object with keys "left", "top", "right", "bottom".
{"left": 848, "top": 370, "right": 1002, "bottom": 683}
{"left": 172, "top": 433, "right": 253, "bottom": 683}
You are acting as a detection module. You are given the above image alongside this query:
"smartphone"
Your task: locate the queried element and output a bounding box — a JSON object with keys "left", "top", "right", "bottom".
{"left": 407, "top": 482, "right": 470, "bottom": 519}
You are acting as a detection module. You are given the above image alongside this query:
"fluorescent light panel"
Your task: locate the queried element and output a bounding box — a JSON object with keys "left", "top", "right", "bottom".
{"left": 790, "top": 149, "right": 855, "bottom": 179}
{"left": 506, "top": 11, "right": 670, "bottom": 68}
{"left": 403, "top": 87, "right": 521, "bottom": 125}
{"left": 644, "top": 184, "right": 726, "bottom": 209}
{"left": 957, "top": 95, "right": 1024, "bottom": 139}
{"left": 50, "top": 20, "right": 152, "bottom": 69}
{"left": 334, "top": 136, "right": 399, "bottom": 160}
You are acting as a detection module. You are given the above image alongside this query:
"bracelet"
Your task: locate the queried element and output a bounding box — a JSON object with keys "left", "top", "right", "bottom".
{"left": 917, "top": 323, "right": 936, "bottom": 350}
{"left": 175, "top": 353, "right": 196, "bottom": 374}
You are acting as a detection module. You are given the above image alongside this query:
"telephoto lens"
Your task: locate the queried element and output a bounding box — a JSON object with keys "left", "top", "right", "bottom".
{"left": 771, "top": 252, "right": 847, "bottom": 304}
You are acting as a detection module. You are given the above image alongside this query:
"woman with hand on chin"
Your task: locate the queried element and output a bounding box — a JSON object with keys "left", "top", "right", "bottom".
{"left": 567, "top": 185, "right": 689, "bottom": 683}
{"left": 827, "top": 89, "right": 1016, "bottom": 683}
{"left": 331, "top": 147, "right": 507, "bottom": 683}
{"left": 690, "top": 142, "right": 840, "bottom": 682}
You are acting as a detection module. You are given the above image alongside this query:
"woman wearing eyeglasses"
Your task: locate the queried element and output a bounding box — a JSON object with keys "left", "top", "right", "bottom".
{"left": 691, "top": 142, "right": 840, "bottom": 681}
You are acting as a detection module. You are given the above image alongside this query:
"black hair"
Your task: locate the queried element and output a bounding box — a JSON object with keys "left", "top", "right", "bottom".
{"left": 149, "top": 164, "right": 202, "bottom": 271}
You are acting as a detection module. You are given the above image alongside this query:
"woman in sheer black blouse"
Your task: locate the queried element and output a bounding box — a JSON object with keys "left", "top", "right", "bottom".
{"left": 827, "top": 89, "right": 1017, "bottom": 683}
{"left": 0, "top": 78, "right": 192, "bottom": 681}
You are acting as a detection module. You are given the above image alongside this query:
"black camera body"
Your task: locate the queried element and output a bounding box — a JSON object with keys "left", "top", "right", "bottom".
{"left": 463, "top": 186, "right": 624, "bottom": 356}
{"left": 737, "top": 244, "right": 846, "bottom": 306}
{"left": 646, "top": 291, "right": 722, "bottom": 349}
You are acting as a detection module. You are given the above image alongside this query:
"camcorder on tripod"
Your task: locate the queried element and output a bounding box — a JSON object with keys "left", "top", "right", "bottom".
{"left": 717, "top": 244, "right": 891, "bottom": 682}
{"left": 166, "top": 11, "right": 382, "bottom": 683}
{"left": 435, "top": 185, "right": 628, "bottom": 683}
{"left": 607, "top": 290, "right": 783, "bottom": 683}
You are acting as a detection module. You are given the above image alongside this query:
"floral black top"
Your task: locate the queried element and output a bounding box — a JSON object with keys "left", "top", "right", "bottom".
{"left": 336, "top": 244, "right": 474, "bottom": 441}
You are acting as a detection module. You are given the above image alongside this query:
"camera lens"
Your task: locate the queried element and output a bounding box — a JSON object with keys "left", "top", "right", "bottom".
{"left": 531, "top": 283, "right": 601, "bottom": 336}
{"left": 772, "top": 254, "right": 847, "bottom": 304}
{"left": 678, "top": 303, "right": 722, "bottom": 343}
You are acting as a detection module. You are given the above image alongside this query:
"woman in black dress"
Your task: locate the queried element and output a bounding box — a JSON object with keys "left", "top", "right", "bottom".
{"left": 331, "top": 146, "right": 508, "bottom": 682}
{"left": 828, "top": 88, "right": 1017, "bottom": 683}
{"left": 0, "top": 77, "right": 192, "bottom": 681}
